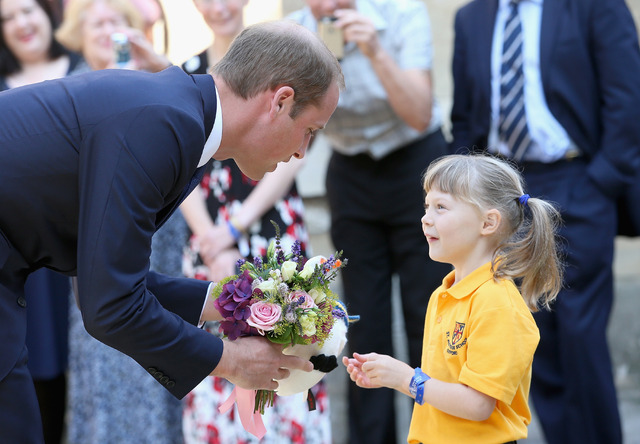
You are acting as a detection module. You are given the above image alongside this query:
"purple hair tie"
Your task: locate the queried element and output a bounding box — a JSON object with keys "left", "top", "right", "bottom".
{"left": 518, "top": 194, "right": 530, "bottom": 207}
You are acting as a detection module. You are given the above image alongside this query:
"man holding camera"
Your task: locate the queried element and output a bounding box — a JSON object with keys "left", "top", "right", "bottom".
{"left": 289, "top": 2, "right": 451, "bottom": 443}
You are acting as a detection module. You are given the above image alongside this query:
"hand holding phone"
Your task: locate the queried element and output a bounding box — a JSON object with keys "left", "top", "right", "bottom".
{"left": 111, "top": 33, "right": 131, "bottom": 68}
{"left": 318, "top": 17, "right": 344, "bottom": 60}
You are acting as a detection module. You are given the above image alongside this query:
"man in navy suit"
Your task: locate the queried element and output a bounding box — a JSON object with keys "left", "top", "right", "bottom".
{"left": 450, "top": 1, "right": 640, "bottom": 443}
{"left": 0, "top": 20, "right": 343, "bottom": 443}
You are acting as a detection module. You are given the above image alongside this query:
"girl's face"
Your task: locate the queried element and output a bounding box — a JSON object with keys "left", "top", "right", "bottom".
{"left": 1, "top": 0, "right": 52, "bottom": 64}
{"left": 421, "top": 188, "right": 487, "bottom": 271}
{"left": 81, "top": 0, "right": 128, "bottom": 70}
{"left": 193, "top": 0, "right": 247, "bottom": 38}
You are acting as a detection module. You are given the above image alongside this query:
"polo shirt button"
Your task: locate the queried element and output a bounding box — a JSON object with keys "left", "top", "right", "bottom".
{"left": 441, "top": 294, "right": 446, "bottom": 299}
{"left": 436, "top": 316, "right": 442, "bottom": 323}
{"left": 17, "top": 296, "right": 27, "bottom": 308}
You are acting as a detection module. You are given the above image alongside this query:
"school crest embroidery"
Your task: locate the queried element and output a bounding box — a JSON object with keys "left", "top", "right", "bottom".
{"left": 451, "top": 322, "right": 465, "bottom": 345}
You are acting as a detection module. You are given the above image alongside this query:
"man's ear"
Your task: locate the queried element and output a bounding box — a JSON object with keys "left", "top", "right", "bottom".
{"left": 481, "top": 209, "right": 501, "bottom": 236}
{"left": 269, "top": 86, "right": 295, "bottom": 118}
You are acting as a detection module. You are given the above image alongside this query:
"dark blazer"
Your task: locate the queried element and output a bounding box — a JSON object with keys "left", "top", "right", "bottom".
{"left": 450, "top": 0, "right": 640, "bottom": 227}
{"left": 0, "top": 67, "right": 222, "bottom": 399}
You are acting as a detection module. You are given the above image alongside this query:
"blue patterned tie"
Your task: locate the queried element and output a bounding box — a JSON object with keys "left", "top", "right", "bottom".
{"left": 498, "top": 0, "right": 531, "bottom": 161}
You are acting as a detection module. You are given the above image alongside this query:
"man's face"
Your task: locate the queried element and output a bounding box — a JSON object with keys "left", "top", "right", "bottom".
{"left": 236, "top": 82, "right": 340, "bottom": 180}
{"left": 305, "top": 0, "right": 355, "bottom": 20}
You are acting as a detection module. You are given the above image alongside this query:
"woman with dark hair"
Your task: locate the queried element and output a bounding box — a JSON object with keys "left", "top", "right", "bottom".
{"left": 0, "top": 0, "right": 82, "bottom": 442}
{"left": 0, "top": 0, "right": 81, "bottom": 88}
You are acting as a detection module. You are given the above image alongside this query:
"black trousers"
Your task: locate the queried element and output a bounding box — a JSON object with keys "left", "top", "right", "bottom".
{"left": 327, "top": 130, "right": 452, "bottom": 444}
{"left": 522, "top": 159, "right": 622, "bottom": 444}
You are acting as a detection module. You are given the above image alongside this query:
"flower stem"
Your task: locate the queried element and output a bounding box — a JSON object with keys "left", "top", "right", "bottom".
{"left": 254, "top": 389, "right": 276, "bottom": 414}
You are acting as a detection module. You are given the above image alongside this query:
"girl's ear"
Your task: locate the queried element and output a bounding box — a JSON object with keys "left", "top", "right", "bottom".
{"left": 481, "top": 209, "right": 501, "bottom": 236}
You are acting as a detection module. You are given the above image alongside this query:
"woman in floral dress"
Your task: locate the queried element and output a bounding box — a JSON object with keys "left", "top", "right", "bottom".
{"left": 180, "top": 154, "right": 332, "bottom": 444}
{"left": 179, "top": 1, "right": 332, "bottom": 442}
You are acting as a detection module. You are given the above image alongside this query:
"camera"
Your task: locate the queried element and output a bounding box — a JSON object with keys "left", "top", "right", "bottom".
{"left": 318, "top": 17, "right": 344, "bottom": 60}
{"left": 111, "top": 33, "right": 131, "bottom": 68}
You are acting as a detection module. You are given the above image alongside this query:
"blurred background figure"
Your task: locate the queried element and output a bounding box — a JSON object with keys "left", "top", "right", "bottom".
{"left": 56, "top": 1, "right": 181, "bottom": 443}
{"left": 288, "top": 1, "right": 451, "bottom": 443}
{"left": 179, "top": 0, "right": 332, "bottom": 442}
{"left": 56, "top": 0, "right": 168, "bottom": 72}
{"left": 0, "top": 0, "right": 82, "bottom": 442}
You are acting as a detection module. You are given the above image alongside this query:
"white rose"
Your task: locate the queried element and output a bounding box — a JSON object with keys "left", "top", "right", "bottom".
{"left": 308, "top": 288, "right": 326, "bottom": 304}
{"left": 299, "top": 256, "right": 326, "bottom": 280}
{"left": 255, "top": 278, "right": 278, "bottom": 295}
{"left": 299, "top": 312, "right": 318, "bottom": 336}
{"left": 281, "top": 260, "right": 298, "bottom": 282}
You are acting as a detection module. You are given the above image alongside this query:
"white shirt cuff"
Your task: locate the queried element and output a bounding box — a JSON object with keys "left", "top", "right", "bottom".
{"left": 198, "top": 282, "right": 214, "bottom": 328}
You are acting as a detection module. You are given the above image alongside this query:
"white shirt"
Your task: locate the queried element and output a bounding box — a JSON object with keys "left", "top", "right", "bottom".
{"left": 489, "top": 0, "right": 575, "bottom": 162}
{"left": 198, "top": 84, "right": 222, "bottom": 167}
{"left": 198, "top": 84, "right": 222, "bottom": 323}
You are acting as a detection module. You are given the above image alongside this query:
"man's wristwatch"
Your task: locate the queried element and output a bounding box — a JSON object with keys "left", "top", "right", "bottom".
{"left": 409, "top": 367, "right": 430, "bottom": 405}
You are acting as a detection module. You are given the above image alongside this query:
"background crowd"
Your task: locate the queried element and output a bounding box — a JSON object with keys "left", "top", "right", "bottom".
{"left": 1, "top": 0, "right": 639, "bottom": 443}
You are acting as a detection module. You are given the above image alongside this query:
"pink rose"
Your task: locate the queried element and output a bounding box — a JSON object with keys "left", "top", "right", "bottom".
{"left": 247, "top": 301, "right": 282, "bottom": 333}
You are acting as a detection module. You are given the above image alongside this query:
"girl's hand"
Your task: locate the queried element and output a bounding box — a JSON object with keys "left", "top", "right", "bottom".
{"left": 343, "top": 352, "right": 414, "bottom": 393}
{"left": 343, "top": 353, "right": 377, "bottom": 388}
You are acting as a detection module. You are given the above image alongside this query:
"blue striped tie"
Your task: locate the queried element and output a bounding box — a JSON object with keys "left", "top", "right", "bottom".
{"left": 498, "top": 0, "right": 531, "bottom": 161}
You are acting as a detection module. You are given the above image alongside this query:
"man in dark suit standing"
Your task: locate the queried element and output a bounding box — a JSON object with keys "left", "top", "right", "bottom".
{"left": 450, "top": 1, "right": 640, "bottom": 443}
{"left": 0, "top": 20, "right": 343, "bottom": 444}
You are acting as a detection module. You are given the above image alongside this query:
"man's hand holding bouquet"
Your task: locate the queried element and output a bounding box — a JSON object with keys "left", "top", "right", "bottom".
{"left": 209, "top": 223, "right": 356, "bottom": 438}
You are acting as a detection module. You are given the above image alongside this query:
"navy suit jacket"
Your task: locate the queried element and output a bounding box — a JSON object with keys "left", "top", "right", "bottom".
{"left": 450, "top": 0, "right": 640, "bottom": 213}
{"left": 0, "top": 67, "right": 222, "bottom": 398}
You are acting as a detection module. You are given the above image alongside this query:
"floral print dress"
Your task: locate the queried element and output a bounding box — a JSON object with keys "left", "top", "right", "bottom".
{"left": 182, "top": 159, "right": 332, "bottom": 444}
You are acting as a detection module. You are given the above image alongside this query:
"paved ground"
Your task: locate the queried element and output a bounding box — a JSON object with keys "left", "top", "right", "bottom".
{"left": 303, "top": 197, "right": 640, "bottom": 444}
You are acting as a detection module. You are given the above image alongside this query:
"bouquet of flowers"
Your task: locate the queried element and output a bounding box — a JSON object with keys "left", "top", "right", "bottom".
{"left": 211, "top": 223, "right": 354, "bottom": 428}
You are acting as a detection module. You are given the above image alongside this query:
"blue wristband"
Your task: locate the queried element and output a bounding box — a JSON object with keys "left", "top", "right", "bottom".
{"left": 227, "top": 220, "right": 241, "bottom": 241}
{"left": 409, "top": 367, "right": 430, "bottom": 405}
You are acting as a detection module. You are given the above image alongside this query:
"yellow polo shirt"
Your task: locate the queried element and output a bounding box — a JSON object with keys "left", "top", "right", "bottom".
{"left": 407, "top": 262, "right": 540, "bottom": 444}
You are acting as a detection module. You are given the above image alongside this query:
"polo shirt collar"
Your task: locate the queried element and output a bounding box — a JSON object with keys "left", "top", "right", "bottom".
{"left": 442, "top": 262, "right": 495, "bottom": 299}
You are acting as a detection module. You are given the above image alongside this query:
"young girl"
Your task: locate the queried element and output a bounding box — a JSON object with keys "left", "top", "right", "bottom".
{"left": 343, "top": 154, "right": 563, "bottom": 443}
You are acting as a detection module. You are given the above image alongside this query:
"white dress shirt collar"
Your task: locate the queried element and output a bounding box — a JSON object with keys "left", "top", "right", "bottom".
{"left": 198, "top": 84, "right": 222, "bottom": 167}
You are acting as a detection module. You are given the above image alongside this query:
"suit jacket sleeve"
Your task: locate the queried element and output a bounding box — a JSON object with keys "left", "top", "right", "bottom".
{"left": 582, "top": 0, "right": 640, "bottom": 196}
{"left": 75, "top": 103, "right": 221, "bottom": 399}
{"left": 450, "top": 8, "right": 473, "bottom": 153}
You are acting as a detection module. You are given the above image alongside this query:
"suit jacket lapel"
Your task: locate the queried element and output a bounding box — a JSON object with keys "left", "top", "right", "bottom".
{"left": 540, "top": 0, "right": 564, "bottom": 88}
{"left": 478, "top": 0, "right": 500, "bottom": 108}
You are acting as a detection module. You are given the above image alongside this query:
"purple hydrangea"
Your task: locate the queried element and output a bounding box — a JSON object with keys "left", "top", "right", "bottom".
{"left": 214, "top": 269, "right": 254, "bottom": 337}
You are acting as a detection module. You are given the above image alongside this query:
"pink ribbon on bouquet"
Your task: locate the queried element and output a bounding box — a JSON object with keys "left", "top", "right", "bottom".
{"left": 218, "top": 386, "right": 267, "bottom": 440}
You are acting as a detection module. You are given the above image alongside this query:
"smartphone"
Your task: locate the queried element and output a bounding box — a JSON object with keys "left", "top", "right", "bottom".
{"left": 318, "top": 17, "right": 344, "bottom": 60}
{"left": 111, "top": 33, "right": 131, "bottom": 68}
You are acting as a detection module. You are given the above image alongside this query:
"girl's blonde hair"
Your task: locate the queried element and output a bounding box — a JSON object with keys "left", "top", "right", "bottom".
{"left": 56, "top": 0, "right": 144, "bottom": 53}
{"left": 423, "top": 154, "right": 563, "bottom": 311}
